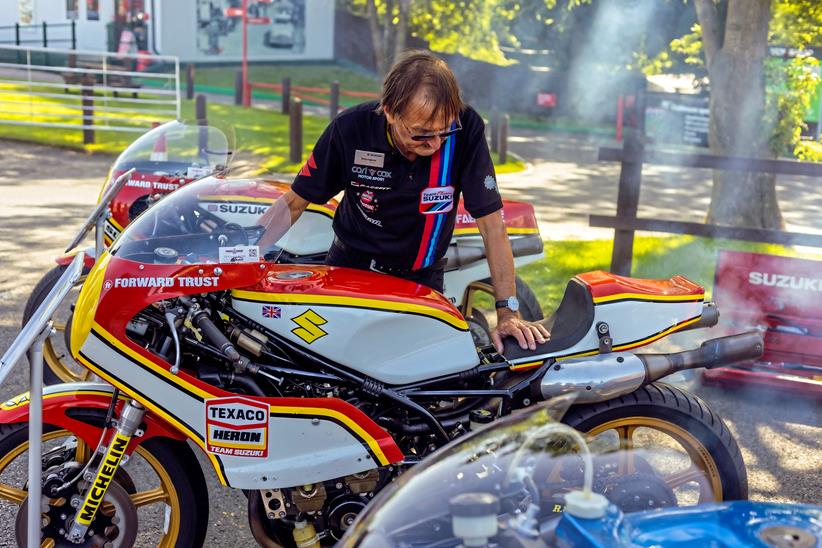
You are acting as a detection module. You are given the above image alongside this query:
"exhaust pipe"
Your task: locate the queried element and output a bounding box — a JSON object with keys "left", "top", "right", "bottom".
{"left": 640, "top": 331, "right": 763, "bottom": 383}
{"left": 539, "top": 331, "right": 764, "bottom": 404}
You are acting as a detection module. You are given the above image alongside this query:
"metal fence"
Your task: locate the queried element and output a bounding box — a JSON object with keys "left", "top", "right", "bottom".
{"left": 0, "top": 44, "right": 180, "bottom": 142}
{"left": 0, "top": 22, "right": 77, "bottom": 49}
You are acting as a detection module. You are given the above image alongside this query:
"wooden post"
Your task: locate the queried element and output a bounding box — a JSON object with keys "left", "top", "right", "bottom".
{"left": 289, "top": 98, "right": 303, "bottom": 164}
{"left": 490, "top": 108, "right": 499, "bottom": 154}
{"left": 70, "top": 20, "right": 76, "bottom": 49}
{"left": 81, "top": 86, "right": 94, "bottom": 144}
{"left": 186, "top": 64, "right": 195, "bottom": 100}
{"left": 234, "top": 70, "right": 243, "bottom": 106}
{"left": 497, "top": 113, "right": 509, "bottom": 164}
{"left": 195, "top": 93, "right": 207, "bottom": 125}
{"left": 282, "top": 77, "right": 291, "bottom": 114}
{"left": 609, "top": 127, "right": 644, "bottom": 276}
{"left": 329, "top": 81, "right": 340, "bottom": 121}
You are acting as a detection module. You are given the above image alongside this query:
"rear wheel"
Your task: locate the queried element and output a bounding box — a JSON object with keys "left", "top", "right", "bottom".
{"left": 561, "top": 382, "right": 748, "bottom": 503}
{"left": 0, "top": 415, "right": 208, "bottom": 547}
{"left": 21, "top": 264, "right": 90, "bottom": 384}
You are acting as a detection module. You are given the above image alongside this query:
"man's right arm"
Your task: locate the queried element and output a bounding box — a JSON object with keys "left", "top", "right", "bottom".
{"left": 256, "top": 190, "right": 310, "bottom": 250}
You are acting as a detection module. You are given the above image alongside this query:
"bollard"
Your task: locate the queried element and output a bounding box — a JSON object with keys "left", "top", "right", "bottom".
{"left": 234, "top": 70, "right": 243, "bottom": 106}
{"left": 289, "top": 98, "right": 303, "bottom": 164}
{"left": 329, "top": 81, "right": 340, "bottom": 121}
{"left": 186, "top": 64, "right": 195, "bottom": 100}
{"left": 81, "top": 86, "right": 94, "bottom": 144}
{"left": 282, "top": 77, "right": 291, "bottom": 114}
{"left": 490, "top": 108, "right": 499, "bottom": 154}
{"left": 497, "top": 113, "right": 509, "bottom": 164}
{"left": 196, "top": 93, "right": 207, "bottom": 125}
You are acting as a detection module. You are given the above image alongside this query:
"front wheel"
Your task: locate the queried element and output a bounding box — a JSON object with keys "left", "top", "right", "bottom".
{"left": 561, "top": 382, "right": 748, "bottom": 503}
{"left": 0, "top": 416, "right": 209, "bottom": 547}
{"left": 21, "top": 264, "right": 90, "bottom": 384}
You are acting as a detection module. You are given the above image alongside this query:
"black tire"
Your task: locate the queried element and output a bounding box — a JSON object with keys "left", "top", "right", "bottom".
{"left": 21, "top": 264, "right": 90, "bottom": 385}
{"left": 561, "top": 382, "right": 748, "bottom": 501}
{"left": 0, "top": 418, "right": 209, "bottom": 547}
{"left": 478, "top": 275, "right": 543, "bottom": 321}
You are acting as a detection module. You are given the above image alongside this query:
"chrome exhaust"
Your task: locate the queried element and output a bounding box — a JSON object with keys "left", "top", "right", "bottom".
{"left": 539, "top": 331, "right": 764, "bottom": 404}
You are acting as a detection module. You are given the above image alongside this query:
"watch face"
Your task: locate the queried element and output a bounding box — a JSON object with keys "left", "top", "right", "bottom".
{"left": 508, "top": 296, "right": 520, "bottom": 312}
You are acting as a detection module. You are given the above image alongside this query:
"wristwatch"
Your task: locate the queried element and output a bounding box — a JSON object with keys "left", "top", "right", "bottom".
{"left": 495, "top": 296, "right": 520, "bottom": 313}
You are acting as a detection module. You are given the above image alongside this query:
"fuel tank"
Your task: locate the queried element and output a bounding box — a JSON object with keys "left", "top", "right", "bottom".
{"left": 231, "top": 265, "right": 480, "bottom": 385}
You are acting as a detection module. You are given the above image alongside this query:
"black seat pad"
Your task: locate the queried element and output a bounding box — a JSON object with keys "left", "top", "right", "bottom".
{"left": 502, "top": 279, "right": 594, "bottom": 360}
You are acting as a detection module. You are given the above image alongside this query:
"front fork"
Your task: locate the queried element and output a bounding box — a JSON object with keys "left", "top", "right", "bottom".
{"left": 65, "top": 399, "right": 145, "bottom": 543}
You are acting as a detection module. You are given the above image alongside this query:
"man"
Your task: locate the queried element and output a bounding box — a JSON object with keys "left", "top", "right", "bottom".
{"left": 259, "top": 50, "right": 549, "bottom": 352}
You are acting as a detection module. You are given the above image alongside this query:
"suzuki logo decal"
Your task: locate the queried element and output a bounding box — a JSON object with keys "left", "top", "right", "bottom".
{"left": 291, "top": 309, "right": 328, "bottom": 344}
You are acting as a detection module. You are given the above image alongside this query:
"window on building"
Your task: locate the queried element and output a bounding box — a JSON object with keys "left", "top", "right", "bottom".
{"left": 19, "top": 0, "right": 33, "bottom": 25}
{"left": 87, "top": 0, "right": 99, "bottom": 20}
{"left": 66, "top": 0, "right": 79, "bottom": 20}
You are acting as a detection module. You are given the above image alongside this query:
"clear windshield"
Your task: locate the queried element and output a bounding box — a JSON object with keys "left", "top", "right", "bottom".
{"left": 108, "top": 176, "right": 293, "bottom": 265}
{"left": 343, "top": 397, "right": 715, "bottom": 548}
{"left": 110, "top": 120, "right": 233, "bottom": 180}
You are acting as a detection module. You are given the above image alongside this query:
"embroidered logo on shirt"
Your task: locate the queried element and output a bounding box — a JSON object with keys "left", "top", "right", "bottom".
{"left": 419, "top": 186, "right": 455, "bottom": 215}
{"left": 359, "top": 190, "right": 379, "bottom": 212}
{"left": 484, "top": 174, "right": 497, "bottom": 191}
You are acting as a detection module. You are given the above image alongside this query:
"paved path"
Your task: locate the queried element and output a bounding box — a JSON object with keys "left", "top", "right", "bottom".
{"left": 0, "top": 134, "right": 819, "bottom": 545}
{"left": 502, "top": 129, "right": 822, "bottom": 242}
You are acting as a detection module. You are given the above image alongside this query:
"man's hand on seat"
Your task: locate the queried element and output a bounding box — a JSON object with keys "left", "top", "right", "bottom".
{"left": 492, "top": 312, "right": 550, "bottom": 353}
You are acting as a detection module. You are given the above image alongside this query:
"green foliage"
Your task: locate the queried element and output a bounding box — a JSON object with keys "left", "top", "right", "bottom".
{"left": 795, "top": 140, "right": 822, "bottom": 162}
{"left": 668, "top": 24, "right": 706, "bottom": 72}
{"left": 770, "top": 0, "right": 822, "bottom": 49}
{"left": 342, "top": 0, "right": 517, "bottom": 66}
{"left": 411, "top": 1, "right": 514, "bottom": 65}
{"left": 764, "top": 55, "right": 821, "bottom": 157}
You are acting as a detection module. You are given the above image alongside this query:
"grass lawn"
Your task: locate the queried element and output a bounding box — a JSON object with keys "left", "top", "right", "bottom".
{"left": 0, "top": 83, "right": 525, "bottom": 174}
{"left": 518, "top": 234, "right": 819, "bottom": 311}
{"left": 195, "top": 64, "right": 380, "bottom": 94}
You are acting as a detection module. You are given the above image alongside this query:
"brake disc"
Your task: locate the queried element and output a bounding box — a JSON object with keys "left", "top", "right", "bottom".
{"left": 16, "top": 480, "right": 138, "bottom": 547}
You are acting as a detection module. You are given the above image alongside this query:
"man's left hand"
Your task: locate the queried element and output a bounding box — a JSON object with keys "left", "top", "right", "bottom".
{"left": 492, "top": 313, "right": 550, "bottom": 354}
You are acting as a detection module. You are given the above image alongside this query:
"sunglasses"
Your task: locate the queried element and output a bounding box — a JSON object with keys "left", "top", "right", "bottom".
{"left": 398, "top": 117, "right": 462, "bottom": 142}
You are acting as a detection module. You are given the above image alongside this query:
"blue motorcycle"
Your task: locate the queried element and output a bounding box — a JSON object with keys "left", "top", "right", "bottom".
{"left": 340, "top": 395, "right": 821, "bottom": 548}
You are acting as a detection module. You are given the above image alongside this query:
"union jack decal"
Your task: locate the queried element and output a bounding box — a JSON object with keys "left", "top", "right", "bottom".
{"left": 262, "top": 305, "right": 281, "bottom": 319}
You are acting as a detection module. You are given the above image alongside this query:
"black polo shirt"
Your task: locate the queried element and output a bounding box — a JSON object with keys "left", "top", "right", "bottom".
{"left": 291, "top": 101, "right": 502, "bottom": 270}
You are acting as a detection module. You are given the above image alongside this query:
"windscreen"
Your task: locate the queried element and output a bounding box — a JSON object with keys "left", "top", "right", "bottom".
{"left": 108, "top": 176, "right": 293, "bottom": 265}
{"left": 110, "top": 120, "right": 233, "bottom": 179}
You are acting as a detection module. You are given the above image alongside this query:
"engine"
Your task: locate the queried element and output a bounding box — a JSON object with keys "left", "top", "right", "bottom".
{"left": 250, "top": 468, "right": 390, "bottom": 543}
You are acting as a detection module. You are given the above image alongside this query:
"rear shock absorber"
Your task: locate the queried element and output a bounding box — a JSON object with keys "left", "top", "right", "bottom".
{"left": 65, "top": 399, "right": 146, "bottom": 543}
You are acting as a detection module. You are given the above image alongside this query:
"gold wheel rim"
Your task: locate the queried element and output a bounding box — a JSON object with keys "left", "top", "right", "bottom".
{"left": 41, "top": 274, "right": 90, "bottom": 383}
{"left": 0, "top": 428, "right": 182, "bottom": 545}
{"left": 585, "top": 416, "right": 724, "bottom": 502}
{"left": 43, "top": 341, "right": 92, "bottom": 383}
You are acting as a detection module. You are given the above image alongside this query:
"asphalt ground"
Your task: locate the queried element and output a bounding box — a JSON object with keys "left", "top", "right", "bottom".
{"left": 0, "top": 136, "right": 819, "bottom": 546}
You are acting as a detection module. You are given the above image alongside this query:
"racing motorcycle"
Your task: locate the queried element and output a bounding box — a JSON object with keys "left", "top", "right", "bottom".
{"left": 341, "top": 399, "right": 822, "bottom": 548}
{"left": 0, "top": 174, "right": 763, "bottom": 546}
{"left": 22, "top": 121, "right": 545, "bottom": 384}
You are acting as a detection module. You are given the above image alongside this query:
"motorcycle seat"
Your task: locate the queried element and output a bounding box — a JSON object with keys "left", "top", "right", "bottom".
{"left": 576, "top": 270, "right": 704, "bottom": 300}
{"left": 503, "top": 278, "right": 594, "bottom": 359}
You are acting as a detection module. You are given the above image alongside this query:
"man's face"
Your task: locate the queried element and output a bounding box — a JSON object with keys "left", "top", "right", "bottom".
{"left": 384, "top": 91, "right": 455, "bottom": 157}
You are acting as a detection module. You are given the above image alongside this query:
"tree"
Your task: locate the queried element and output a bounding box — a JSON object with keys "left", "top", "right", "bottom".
{"left": 342, "top": 0, "right": 515, "bottom": 77}
{"left": 688, "top": 0, "right": 822, "bottom": 228}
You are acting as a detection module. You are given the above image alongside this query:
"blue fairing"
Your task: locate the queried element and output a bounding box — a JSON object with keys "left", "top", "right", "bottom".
{"left": 557, "top": 502, "right": 822, "bottom": 547}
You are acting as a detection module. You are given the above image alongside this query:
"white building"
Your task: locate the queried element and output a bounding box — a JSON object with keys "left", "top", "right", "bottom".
{"left": 0, "top": 0, "right": 334, "bottom": 62}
